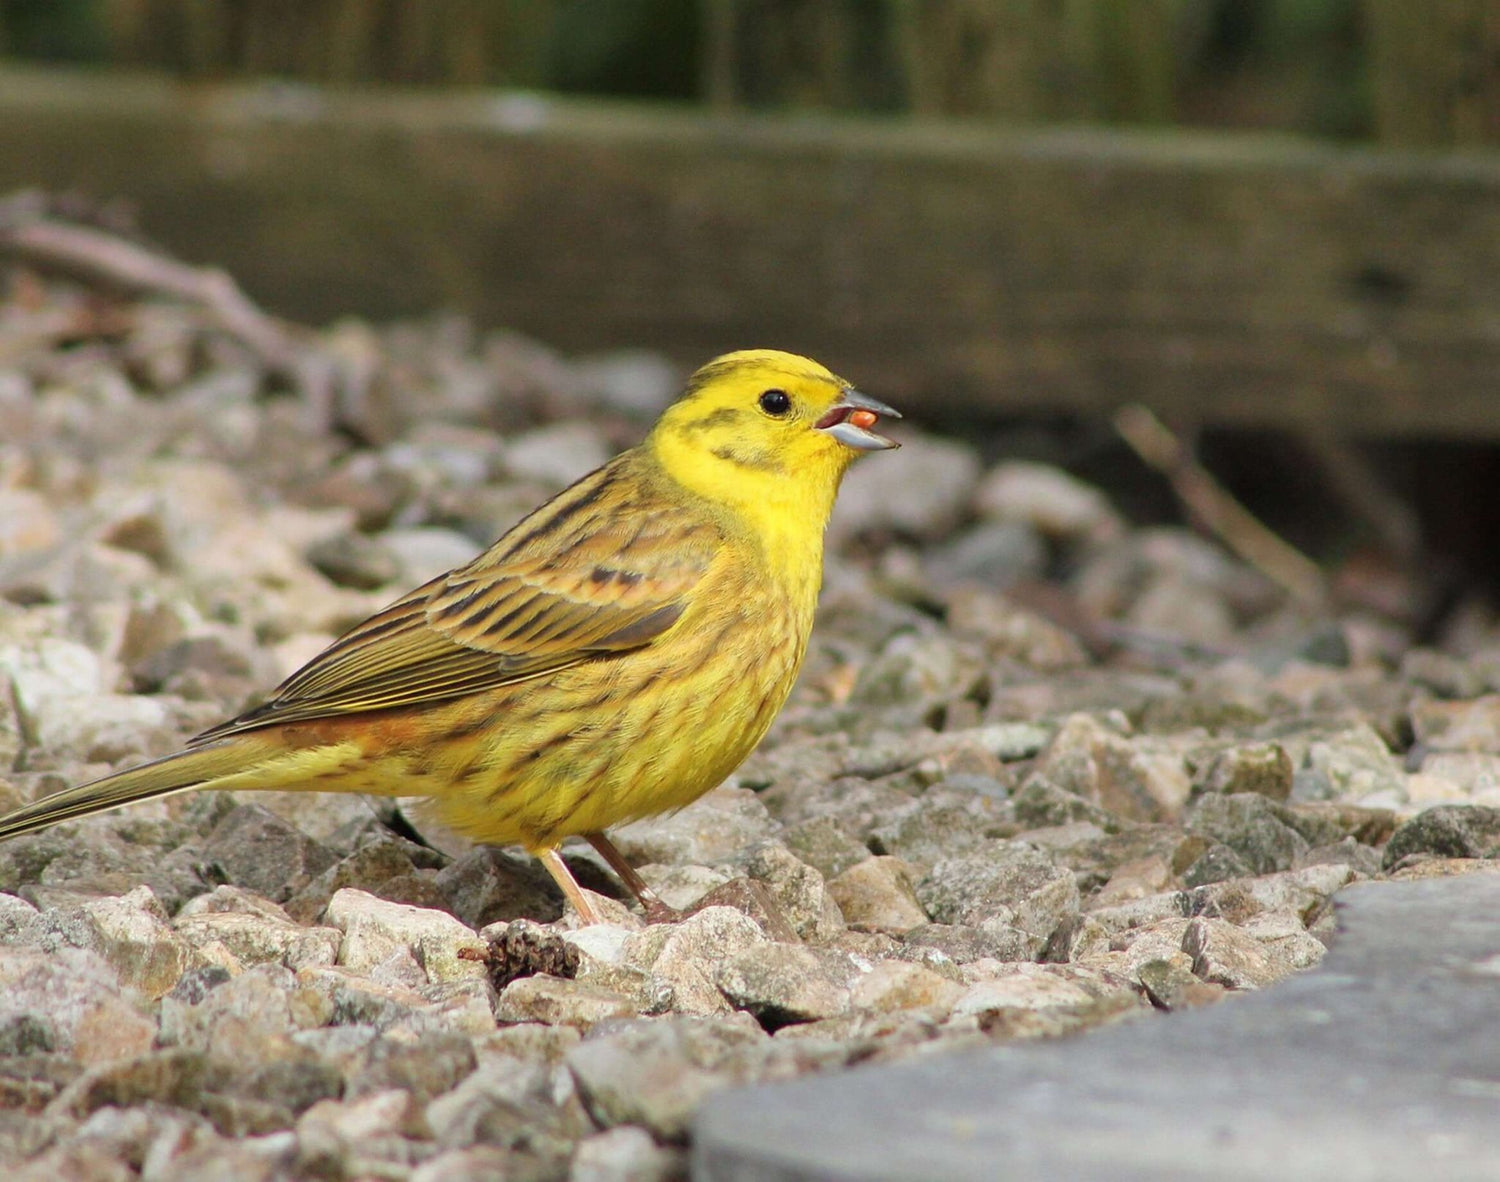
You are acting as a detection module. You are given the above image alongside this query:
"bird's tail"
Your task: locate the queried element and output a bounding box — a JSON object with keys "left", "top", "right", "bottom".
{"left": 0, "top": 739, "right": 267, "bottom": 840}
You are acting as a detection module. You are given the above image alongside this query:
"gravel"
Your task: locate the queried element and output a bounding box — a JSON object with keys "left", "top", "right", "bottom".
{"left": 3, "top": 255, "right": 1500, "bottom": 1177}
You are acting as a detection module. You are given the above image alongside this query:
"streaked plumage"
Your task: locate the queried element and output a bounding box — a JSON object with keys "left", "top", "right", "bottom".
{"left": 0, "top": 350, "right": 899, "bottom": 922}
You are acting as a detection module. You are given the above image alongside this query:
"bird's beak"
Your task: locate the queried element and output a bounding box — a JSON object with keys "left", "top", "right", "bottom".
{"left": 815, "top": 389, "right": 901, "bottom": 451}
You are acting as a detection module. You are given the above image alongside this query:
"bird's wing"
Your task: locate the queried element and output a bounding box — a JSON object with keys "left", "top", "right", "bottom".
{"left": 194, "top": 460, "right": 719, "bottom": 740}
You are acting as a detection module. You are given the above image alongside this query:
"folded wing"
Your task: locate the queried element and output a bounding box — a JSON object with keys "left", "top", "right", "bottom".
{"left": 194, "top": 460, "right": 718, "bottom": 741}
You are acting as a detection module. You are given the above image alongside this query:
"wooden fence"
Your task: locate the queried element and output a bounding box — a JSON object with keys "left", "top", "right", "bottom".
{"left": 3, "top": 65, "right": 1500, "bottom": 437}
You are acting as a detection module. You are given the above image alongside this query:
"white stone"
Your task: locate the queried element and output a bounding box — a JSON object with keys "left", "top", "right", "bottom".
{"left": 502, "top": 420, "right": 611, "bottom": 487}
{"left": 324, "top": 888, "right": 487, "bottom": 984}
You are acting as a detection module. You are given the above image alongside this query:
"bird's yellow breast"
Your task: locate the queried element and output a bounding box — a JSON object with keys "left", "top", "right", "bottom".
{"left": 396, "top": 545, "right": 816, "bottom": 850}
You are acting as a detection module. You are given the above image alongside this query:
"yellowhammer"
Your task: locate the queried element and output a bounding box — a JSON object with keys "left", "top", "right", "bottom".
{"left": 0, "top": 350, "right": 899, "bottom": 924}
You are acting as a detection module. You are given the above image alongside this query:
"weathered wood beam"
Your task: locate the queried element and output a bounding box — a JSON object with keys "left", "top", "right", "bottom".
{"left": 2, "top": 65, "right": 1499, "bottom": 437}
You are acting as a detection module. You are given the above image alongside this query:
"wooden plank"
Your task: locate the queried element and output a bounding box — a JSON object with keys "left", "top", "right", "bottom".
{"left": 1364, "top": 0, "right": 1500, "bottom": 146}
{"left": 2, "top": 65, "right": 1499, "bottom": 437}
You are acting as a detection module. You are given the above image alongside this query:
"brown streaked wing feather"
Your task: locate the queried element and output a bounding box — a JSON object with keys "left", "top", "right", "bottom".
{"left": 192, "top": 456, "right": 720, "bottom": 743}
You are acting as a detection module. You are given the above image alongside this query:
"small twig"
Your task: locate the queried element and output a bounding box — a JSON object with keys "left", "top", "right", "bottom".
{"left": 1114, "top": 403, "right": 1325, "bottom": 606}
{"left": 0, "top": 218, "right": 298, "bottom": 370}
{"left": 1297, "top": 429, "right": 1421, "bottom": 563}
{"left": 0, "top": 215, "right": 338, "bottom": 427}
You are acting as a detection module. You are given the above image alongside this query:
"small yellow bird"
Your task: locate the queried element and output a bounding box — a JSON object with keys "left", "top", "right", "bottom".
{"left": 0, "top": 350, "right": 898, "bottom": 924}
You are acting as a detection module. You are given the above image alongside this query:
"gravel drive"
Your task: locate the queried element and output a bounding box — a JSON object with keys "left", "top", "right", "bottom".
{"left": 2, "top": 257, "right": 1499, "bottom": 1180}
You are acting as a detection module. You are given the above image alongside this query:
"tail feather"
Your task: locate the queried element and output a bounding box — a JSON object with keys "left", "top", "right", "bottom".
{"left": 0, "top": 741, "right": 256, "bottom": 840}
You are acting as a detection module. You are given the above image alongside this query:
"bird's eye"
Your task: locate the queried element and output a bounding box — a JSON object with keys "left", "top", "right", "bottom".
{"left": 758, "top": 389, "right": 791, "bottom": 417}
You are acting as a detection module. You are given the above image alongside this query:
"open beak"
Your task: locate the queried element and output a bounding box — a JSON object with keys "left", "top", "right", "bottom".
{"left": 815, "top": 388, "right": 901, "bottom": 451}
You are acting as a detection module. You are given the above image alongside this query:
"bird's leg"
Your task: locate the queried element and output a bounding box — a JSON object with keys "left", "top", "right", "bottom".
{"left": 586, "top": 832, "right": 681, "bottom": 924}
{"left": 536, "top": 847, "right": 604, "bottom": 926}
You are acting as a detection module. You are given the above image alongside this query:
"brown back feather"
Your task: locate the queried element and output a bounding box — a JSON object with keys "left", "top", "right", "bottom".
{"left": 194, "top": 453, "right": 720, "bottom": 743}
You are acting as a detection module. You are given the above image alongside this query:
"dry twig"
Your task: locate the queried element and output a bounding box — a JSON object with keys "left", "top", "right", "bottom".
{"left": 0, "top": 210, "right": 337, "bottom": 423}
{"left": 0, "top": 218, "right": 297, "bottom": 368}
{"left": 1114, "top": 403, "right": 1325, "bottom": 606}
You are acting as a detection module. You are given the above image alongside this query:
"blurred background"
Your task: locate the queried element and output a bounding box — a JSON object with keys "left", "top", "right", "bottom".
{"left": 2, "top": 0, "right": 1486, "bottom": 142}
{"left": 4, "top": 0, "right": 1500, "bottom": 633}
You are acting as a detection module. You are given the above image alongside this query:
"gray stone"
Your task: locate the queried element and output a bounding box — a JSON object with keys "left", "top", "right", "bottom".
{"left": 899, "top": 923, "right": 1036, "bottom": 968}
{"left": 916, "top": 842, "right": 1080, "bottom": 950}
{"left": 410, "top": 1145, "right": 559, "bottom": 1181}
{"left": 679, "top": 878, "right": 801, "bottom": 943}
{"left": 414, "top": 977, "right": 502, "bottom": 1037}
{"left": 943, "top": 589, "right": 1089, "bottom": 670}
{"left": 1084, "top": 852, "right": 1174, "bottom": 909}
{"left": 40, "top": 885, "right": 192, "bottom": 1000}
{"left": 158, "top": 964, "right": 298, "bottom": 1052}
{"left": 295, "top": 965, "right": 434, "bottom": 1031}
{"left": 694, "top": 875, "right": 1500, "bottom": 1180}
{"left": 200, "top": 805, "right": 339, "bottom": 904}
{"left": 174, "top": 899, "right": 341, "bottom": 973}
{"left": 846, "top": 959, "right": 965, "bottom": 1018}
{"left": 567, "top": 1015, "right": 768, "bottom": 1140}
{"left": 715, "top": 944, "right": 855, "bottom": 1028}
{"left": 570, "top": 1124, "right": 685, "bottom": 1182}
{"left": 49, "top": 1047, "right": 225, "bottom": 1122}
{"left": 0, "top": 892, "right": 45, "bottom": 946}
{"left": 293, "top": 1089, "right": 429, "bottom": 1178}
{"left": 324, "top": 887, "right": 488, "bottom": 984}
{"left": 779, "top": 816, "right": 871, "bottom": 881}
{"left": 1409, "top": 694, "right": 1500, "bottom": 753}
{"left": 1193, "top": 743, "right": 1294, "bottom": 801}
{"left": 973, "top": 461, "right": 1123, "bottom": 543}
{"left": 1299, "top": 723, "right": 1406, "bottom": 804}
{"left": 377, "top": 526, "right": 483, "bottom": 586}
{"left": 128, "top": 632, "right": 264, "bottom": 707}
{"left": 423, "top": 1055, "right": 551, "bottom": 1146}
{"left": 826, "top": 857, "right": 929, "bottom": 936}
{"left": 1186, "top": 793, "right": 1310, "bottom": 875}
{"left": 947, "top": 962, "right": 1143, "bottom": 1036}
{"left": 623, "top": 907, "right": 768, "bottom": 1017}
{"left": 219, "top": 789, "right": 382, "bottom": 853}
{"left": 284, "top": 835, "right": 449, "bottom": 921}
{"left": 829, "top": 431, "right": 980, "bottom": 545}
{"left": 433, "top": 846, "right": 565, "bottom": 927}
{"left": 304, "top": 530, "right": 402, "bottom": 590}
{"left": 762, "top": 774, "right": 915, "bottom": 838}
{"left": 1179, "top": 841, "right": 1254, "bottom": 887}
{"left": 1182, "top": 916, "right": 1309, "bottom": 990}
{"left": 1040, "top": 913, "right": 1112, "bottom": 964}
{"left": 1010, "top": 774, "right": 1118, "bottom": 831}
{"left": 501, "top": 420, "right": 611, "bottom": 488}
{"left": 0, "top": 636, "right": 174, "bottom": 765}
{"left": 145, "top": 1129, "right": 294, "bottom": 1182}
{"left": 610, "top": 787, "right": 780, "bottom": 867}
{"left": 1297, "top": 836, "right": 1383, "bottom": 876}
{"left": 1400, "top": 648, "right": 1490, "bottom": 700}
{"left": 1414, "top": 751, "right": 1500, "bottom": 799}
{"left": 847, "top": 631, "right": 970, "bottom": 713}
{"left": 62, "top": 1104, "right": 217, "bottom": 1182}
{"left": 572, "top": 348, "right": 681, "bottom": 416}
{"left": 738, "top": 842, "right": 841, "bottom": 942}
{"left": 1032, "top": 715, "right": 1192, "bottom": 823}
{"left": 1191, "top": 863, "right": 1353, "bottom": 927}
{"left": 1383, "top": 805, "right": 1500, "bottom": 869}
{"left": 868, "top": 790, "right": 1012, "bottom": 872}
{"left": 926, "top": 521, "right": 1047, "bottom": 589}
{"left": 0, "top": 945, "right": 155, "bottom": 1065}
{"left": 494, "top": 975, "right": 639, "bottom": 1028}
{"left": 344, "top": 1031, "right": 477, "bottom": 1105}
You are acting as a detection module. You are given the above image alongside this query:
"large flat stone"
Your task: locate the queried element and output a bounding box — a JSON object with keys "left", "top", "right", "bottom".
{"left": 694, "top": 871, "right": 1500, "bottom": 1181}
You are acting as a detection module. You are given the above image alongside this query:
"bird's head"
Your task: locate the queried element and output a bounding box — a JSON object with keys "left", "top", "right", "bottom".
{"left": 648, "top": 349, "right": 899, "bottom": 526}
